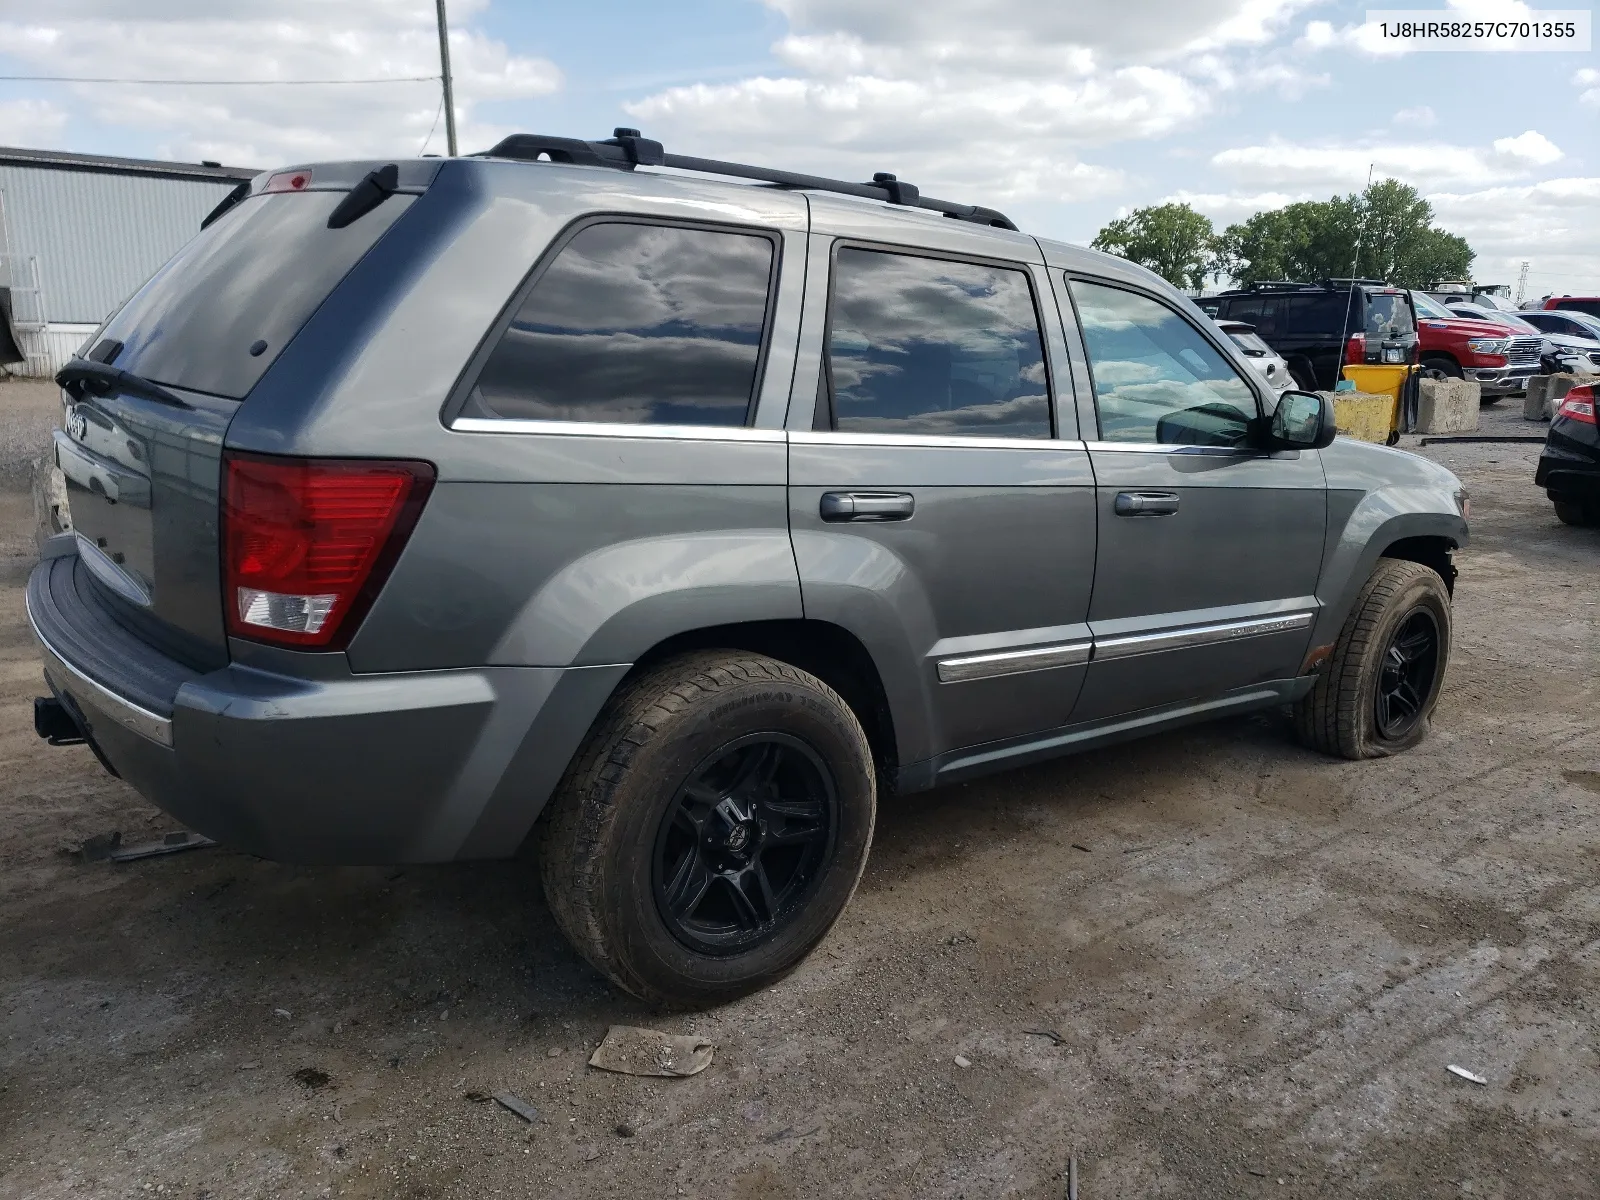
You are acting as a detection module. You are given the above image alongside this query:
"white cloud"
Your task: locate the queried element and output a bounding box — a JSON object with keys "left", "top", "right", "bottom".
{"left": 1211, "top": 131, "right": 1566, "bottom": 191}
{"left": 0, "top": 2, "right": 560, "bottom": 166}
{"left": 0, "top": 99, "right": 68, "bottom": 148}
{"left": 627, "top": 0, "right": 1333, "bottom": 203}
{"left": 1428, "top": 177, "right": 1600, "bottom": 296}
{"left": 1392, "top": 105, "right": 1436, "bottom": 128}
{"left": 1577, "top": 68, "right": 1600, "bottom": 108}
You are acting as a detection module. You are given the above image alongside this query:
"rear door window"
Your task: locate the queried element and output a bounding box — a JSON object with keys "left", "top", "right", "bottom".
{"left": 96, "top": 190, "right": 415, "bottom": 400}
{"left": 1072, "top": 279, "right": 1258, "bottom": 447}
{"left": 822, "top": 248, "right": 1051, "bottom": 438}
{"left": 469, "top": 222, "right": 776, "bottom": 426}
{"left": 1281, "top": 293, "right": 1349, "bottom": 335}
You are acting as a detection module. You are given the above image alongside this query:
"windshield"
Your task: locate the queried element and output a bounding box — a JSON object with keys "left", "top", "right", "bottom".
{"left": 1224, "top": 328, "right": 1272, "bottom": 357}
{"left": 1411, "top": 292, "right": 1457, "bottom": 319}
{"left": 1364, "top": 292, "right": 1415, "bottom": 337}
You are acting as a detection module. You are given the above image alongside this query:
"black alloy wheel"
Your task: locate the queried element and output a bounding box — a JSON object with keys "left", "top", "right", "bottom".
{"left": 653, "top": 732, "right": 838, "bottom": 956}
{"left": 1373, "top": 608, "right": 1440, "bottom": 740}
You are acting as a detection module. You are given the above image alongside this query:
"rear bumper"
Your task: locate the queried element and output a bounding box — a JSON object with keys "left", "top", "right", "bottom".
{"left": 28, "top": 552, "right": 625, "bottom": 864}
{"left": 1536, "top": 431, "right": 1600, "bottom": 498}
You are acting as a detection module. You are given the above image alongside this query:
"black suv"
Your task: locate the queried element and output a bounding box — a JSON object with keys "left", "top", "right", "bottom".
{"left": 1210, "top": 281, "right": 1418, "bottom": 391}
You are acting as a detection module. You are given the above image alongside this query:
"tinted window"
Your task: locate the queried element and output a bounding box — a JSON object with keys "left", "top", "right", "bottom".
{"left": 470, "top": 222, "right": 775, "bottom": 426}
{"left": 1365, "top": 292, "right": 1415, "bottom": 336}
{"left": 825, "top": 248, "right": 1050, "bottom": 438}
{"left": 1281, "top": 293, "right": 1351, "bottom": 335}
{"left": 1555, "top": 299, "right": 1600, "bottom": 319}
{"left": 1219, "top": 296, "right": 1263, "bottom": 326}
{"left": 1226, "top": 328, "right": 1272, "bottom": 357}
{"left": 1072, "top": 280, "right": 1258, "bottom": 447}
{"left": 97, "top": 191, "right": 414, "bottom": 400}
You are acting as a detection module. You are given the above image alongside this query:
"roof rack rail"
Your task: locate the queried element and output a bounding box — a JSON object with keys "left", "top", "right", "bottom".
{"left": 1246, "top": 280, "right": 1312, "bottom": 292}
{"left": 474, "top": 128, "right": 1019, "bottom": 232}
{"left": 1318, "top": 277, "right": 1390, "bottom": 289}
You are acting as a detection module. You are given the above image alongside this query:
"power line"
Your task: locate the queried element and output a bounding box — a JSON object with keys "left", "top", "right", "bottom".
{"left": 0, "top": 74, "right": 439, "bottom": 85}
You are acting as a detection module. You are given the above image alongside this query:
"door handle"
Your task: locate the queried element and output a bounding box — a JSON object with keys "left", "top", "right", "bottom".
{"left": 820, "top": 491, "right": 915, "bottom": 522}
{"left": 1114, "top": 491, "right": 1180, "bottom": 517}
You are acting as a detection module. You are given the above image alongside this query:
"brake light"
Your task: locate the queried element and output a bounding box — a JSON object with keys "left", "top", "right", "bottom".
{"left": 1344, "top": 333, "right": 1366, "bottom": 365}
{"left": 264, "top": 169, "right": 313, "bottom": 193}
{"left": 222, "top": 453, "right": 434, "bottom": 648}
{"left": 1556, "top": 384, "right": 1597, "bottom": 425}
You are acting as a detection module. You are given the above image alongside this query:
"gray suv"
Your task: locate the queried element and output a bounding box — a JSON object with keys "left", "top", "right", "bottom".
{"left": 30, "top": 131, "right": 1469, "bottom": 1006}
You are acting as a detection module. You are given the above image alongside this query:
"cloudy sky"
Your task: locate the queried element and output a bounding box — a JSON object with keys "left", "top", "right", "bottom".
{"left": 0, "top": 0, "right": 1594, "bottom": 298}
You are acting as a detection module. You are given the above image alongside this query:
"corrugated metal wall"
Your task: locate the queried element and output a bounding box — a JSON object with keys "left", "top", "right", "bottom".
{"left": 0, "top": 166, "right": 239, "bottom": 324}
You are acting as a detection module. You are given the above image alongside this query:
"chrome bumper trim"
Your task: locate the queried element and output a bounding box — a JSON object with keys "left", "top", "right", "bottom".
{"left": 26, "top": 593, "right": 174, "bottom": 747}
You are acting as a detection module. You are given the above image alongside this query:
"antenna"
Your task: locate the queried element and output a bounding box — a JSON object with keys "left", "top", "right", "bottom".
{"left": 435, "top": 0, "right": 458, "bottom": 157}
{"left": 1516, "top": 260, "right": 1529, "bottom": 305}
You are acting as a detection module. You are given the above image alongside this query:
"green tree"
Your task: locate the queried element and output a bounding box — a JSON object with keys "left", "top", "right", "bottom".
{"left": 1217, "top": 179, "right": 1473, "bottom": 289}
{"left": 1090, "top": 203, "right": 1218, "bottom": 292}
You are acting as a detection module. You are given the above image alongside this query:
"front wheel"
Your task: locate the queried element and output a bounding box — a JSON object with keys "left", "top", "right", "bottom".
{"left": 1294, "top": 559, "right": 1452, "bottom": 759}
{"left": 1553, "top": 498, "right": 1600, "bottom": 527}
{"left": 538, "top": 651, "right": 876, "bottom": 1007}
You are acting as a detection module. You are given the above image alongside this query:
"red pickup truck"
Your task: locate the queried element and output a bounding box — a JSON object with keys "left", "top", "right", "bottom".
{"left": 1410, "top": 291, "right": 1542, "bottom": 399}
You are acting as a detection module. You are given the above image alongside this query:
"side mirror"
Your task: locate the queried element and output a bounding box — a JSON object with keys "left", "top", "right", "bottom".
{"left": 1269, "top": 389, "right": 1336, "bottom": 450}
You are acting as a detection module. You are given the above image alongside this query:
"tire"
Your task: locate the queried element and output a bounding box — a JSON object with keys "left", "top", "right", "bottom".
{"left": 1293, "top": 559, "right": 1452, "bottom": 760}
{"left": 1553, "top": 499, "right": 1600, "bottom": 527}
{"left": 538, "top": 650, "right": 876, "bottom": 1007}
{"left": 1422, "top": 354, "right": 1463, "bottom": 379}
{"left": 1289, "top": 361, "right": 1317, "bottom": 392}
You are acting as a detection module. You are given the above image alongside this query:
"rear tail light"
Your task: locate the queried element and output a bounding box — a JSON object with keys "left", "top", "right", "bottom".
{"left": 1344, "top": 333, "right": 1366, "bottom": 365}
{"left": 222, "top": 453, "right": 434, "bottom": 649}
{"left": 1556, "top": 384, "right": 1596, "bottom": 425}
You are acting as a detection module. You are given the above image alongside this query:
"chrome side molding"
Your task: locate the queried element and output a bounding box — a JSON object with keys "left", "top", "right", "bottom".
{"left": 1093, "top": 612, "right": 1314, "bottom": 662}
{"left": 936, "top": 640, "right": 1092, "bottom": 683}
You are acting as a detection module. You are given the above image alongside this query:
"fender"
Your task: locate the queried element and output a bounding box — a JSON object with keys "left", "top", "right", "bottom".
{"left": 1311, "top": 491, "right": 1468, "bottom": 652}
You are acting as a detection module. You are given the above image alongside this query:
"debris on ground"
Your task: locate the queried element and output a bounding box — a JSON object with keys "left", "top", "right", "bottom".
{"left": 493, "top": 1093, "right": 540, "bottom": 1123}
{"left": 107, "top": 831, "right": 215, "bottom": 862}
{"left": 293, "top": 1068, "right": 330, "bottom": 1089}
{"left": 73, "top": 831, "right": 122, "bottom": 862}
{"left": 588, "top": 1026, "right": 714, "bottom": 1078}
{"left": 613, "top": 1123, "right": 635, "bottom": 1138}
{"left": 1024, "top": 1028, "right": 1067, "bottom": 1046}
{"left": 1447, "top": 1064, "right": 1488, "bottom": 1085}
{"left": 273, "top": 1008, "right": 292, "bottom": 1019}
{"left": 762, "top": 1124, "right": 821, "bottom": 1143}
{"left": 1068, "top": 1152, "right": 1080, "bottom": 1199}
{"left": 953, "top": 1055, "right": 972, "bottom": 1068}
{"left": 465, "top": 1091, "right": 493, "bottom": 1103}
{"left": 1071, "top": 843, "right": 1091, "bottom": 852}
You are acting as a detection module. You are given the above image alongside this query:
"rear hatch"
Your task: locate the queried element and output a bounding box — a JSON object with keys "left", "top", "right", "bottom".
{"left": 1361, "top": 289, "right": 1417, "bottom": 364}
{"left": 57, "top": 165, "right": 425, "bottom": 667}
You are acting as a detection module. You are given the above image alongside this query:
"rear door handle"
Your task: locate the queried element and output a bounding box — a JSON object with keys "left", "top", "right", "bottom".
{"left": 820, "top": 491, "right": 915, "bottom": 522}
{"left": 1114, "top": 491, "right": 1180, "bottom": 517}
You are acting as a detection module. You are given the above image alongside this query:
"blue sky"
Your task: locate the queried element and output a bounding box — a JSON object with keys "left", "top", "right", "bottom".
{"left": 0, "top": 0, "right": 1594, "bottom": 297}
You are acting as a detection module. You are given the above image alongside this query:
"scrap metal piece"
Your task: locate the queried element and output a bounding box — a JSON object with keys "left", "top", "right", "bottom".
{"left": 493, "top": 1093, "right": 539, "bottom": 1123}
{"left": 1447, "top": 1064, "right": 1488, "bottom": 1085}
{"left": 588, "top": 1025, "right": 713, "bottom": 1078}
{"left": 108, "top": 831, "right": 215, "bottom": 862}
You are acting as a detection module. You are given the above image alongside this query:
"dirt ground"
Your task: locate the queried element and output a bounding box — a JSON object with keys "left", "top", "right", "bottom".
{"left": 0, "top": 377, "right": 1595, "bottom": 1199}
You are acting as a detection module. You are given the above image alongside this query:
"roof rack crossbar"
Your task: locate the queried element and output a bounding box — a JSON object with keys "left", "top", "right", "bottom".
{"left": 476, "top": 130, "right": 1019, "bottom": 232}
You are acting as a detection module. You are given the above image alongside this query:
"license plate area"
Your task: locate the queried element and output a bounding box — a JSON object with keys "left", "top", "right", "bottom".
{"left": 1382, "top": 348, "right": 1405, "bottom": 363}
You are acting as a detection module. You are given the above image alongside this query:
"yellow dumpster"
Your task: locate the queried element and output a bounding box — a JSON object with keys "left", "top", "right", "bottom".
{"left": 1338, "top": 364, "right": 1414, "bottom": 443}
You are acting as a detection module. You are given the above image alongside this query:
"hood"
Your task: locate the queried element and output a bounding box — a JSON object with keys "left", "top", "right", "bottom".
{"left": 1418, "top": 316, "right": 1520, "bottom": 337}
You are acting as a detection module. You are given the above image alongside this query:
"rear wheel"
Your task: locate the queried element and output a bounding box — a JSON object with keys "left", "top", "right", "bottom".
{"left": 1553, "top": 498, "right": 1600, "bottom": 527}
{"left": 1294, "top": 559, "right": 1452, "bottom": 759}
{"left": 538, "top": 651, "right": 876, "bottom": 1007}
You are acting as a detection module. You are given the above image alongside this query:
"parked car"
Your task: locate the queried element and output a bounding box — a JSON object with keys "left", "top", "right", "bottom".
{"left": 1409, "top": 291, "right": 1544, "bottom": 398}
{"left": 1216, "top": 319, "right": 1294, "bottom": 395}
{"left": 1425, "top": 289, "right": 1519, "bottom": 314}
{"left": 1209, "top": 281, "right": 1418, "bottom": 391}
{"left": 1535, "top": 383, "right": 1600, "bottom": 526}
{"left": 1535, "top": 295, "right": 1600, "bottom": 320}
{"left": 1514, "top": 308, "right": 1600, "bottom": 371}
{"left": 30, "top": 131, "right": 1470, "bottom": 1006}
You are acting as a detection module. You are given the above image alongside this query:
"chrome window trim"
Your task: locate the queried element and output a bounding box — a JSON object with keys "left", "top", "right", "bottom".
{"left": 1093, "top": 612, "right": 1314, "bottom": 662}
{"left": 1084, "top": 440, "right": 1260, "bottom": 456}
{"left": 450, "top": 416, "right": 787, "bottom": 443}
{"left": 793, "top": 430, "right": 1087, "bottom": 451}
{"left": 27, "top": 596, "right": 174, "bottom": 747}
{"left": 937, "top": 640, "right": 1092, "bottom": 683}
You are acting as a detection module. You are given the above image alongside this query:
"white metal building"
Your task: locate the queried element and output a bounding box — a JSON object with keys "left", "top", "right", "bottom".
{"left": 0, "top": 147, "right": 255, "bottom": 376}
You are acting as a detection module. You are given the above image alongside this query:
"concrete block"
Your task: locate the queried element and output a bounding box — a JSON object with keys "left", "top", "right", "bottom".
{"left": 1415, "top": 376, "right": 1480, "bottom": 433}
{"left": 1524, "top": 375, "right": 1550, "bottom": 421}
{"left": 1322, "top": 389, "right": 1395, "bottom": 443}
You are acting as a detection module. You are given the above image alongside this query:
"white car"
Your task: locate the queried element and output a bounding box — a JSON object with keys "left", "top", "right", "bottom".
{"left": 1216, "top": 320, "right": 1294, "bottom": 396}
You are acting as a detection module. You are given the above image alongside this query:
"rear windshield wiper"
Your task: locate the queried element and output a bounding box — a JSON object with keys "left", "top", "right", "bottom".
{"left": 56, "top": 359, "right": 192, "bottom": 410}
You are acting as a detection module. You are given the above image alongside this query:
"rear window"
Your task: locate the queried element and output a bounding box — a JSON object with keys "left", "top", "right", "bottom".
{"left": 468, "top": 221, "right": 776, "bottom": 426}
{"left": 1554, "top": 299, "right": 1600, "bottom": 320}
{"left": 95, "top": 190, "right": 414, "bottom": 400}
{"left": 1364, "top": 292, "right": 1415, "bottom": 336}
{"left": 1225, "top": 328, "right": 1272, "bottom": 357}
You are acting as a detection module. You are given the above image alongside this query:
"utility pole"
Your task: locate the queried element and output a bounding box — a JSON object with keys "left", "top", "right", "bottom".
{"left": 435, "top": 0, "right": 458, "bottom": 156}
{"left": 1516, "top": 260, "right": 1530, "bottom": 305}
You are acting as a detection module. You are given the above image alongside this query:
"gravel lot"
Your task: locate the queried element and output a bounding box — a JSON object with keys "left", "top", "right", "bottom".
{"left": 0, "top": 378, "right": 1595, "bottom": 1199}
